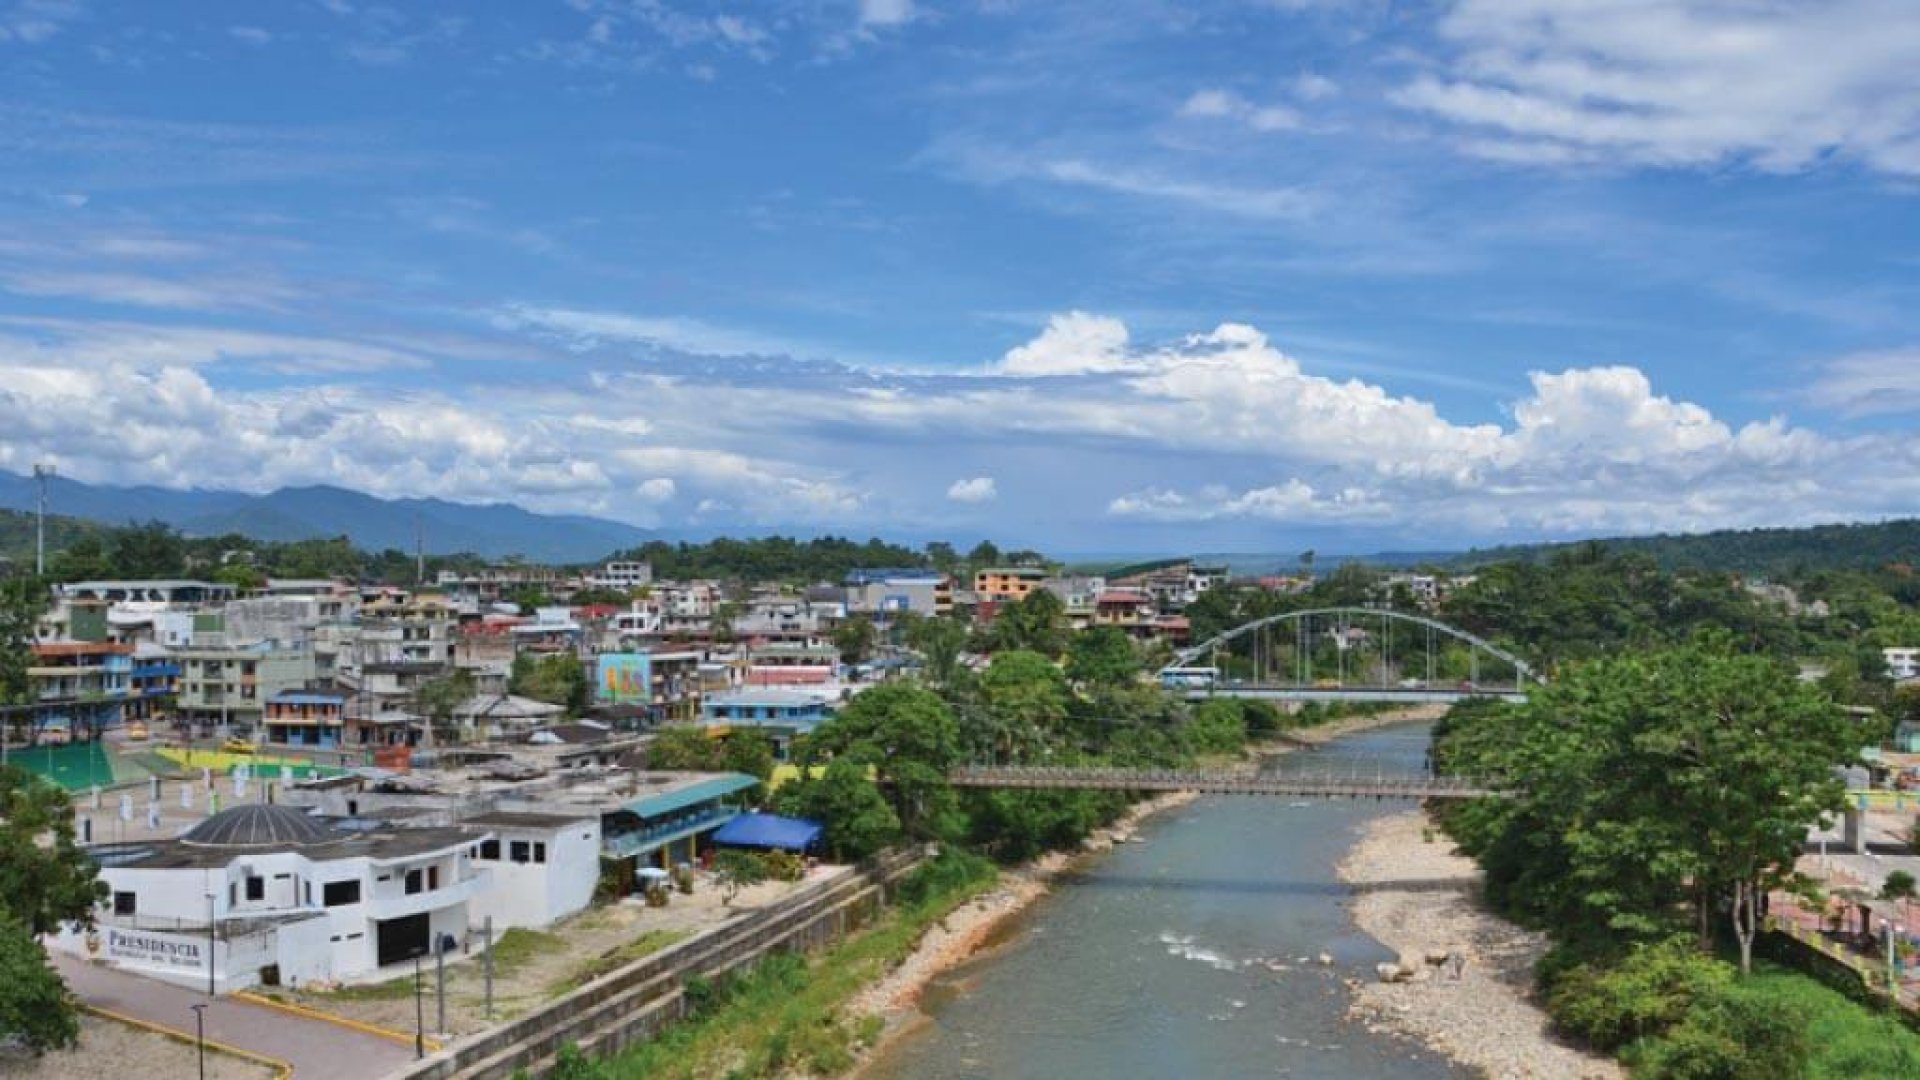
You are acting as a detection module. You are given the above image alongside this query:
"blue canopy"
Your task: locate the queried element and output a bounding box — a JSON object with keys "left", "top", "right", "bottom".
{"left": 711, "top": 812, "right": 822, "bottom": 852}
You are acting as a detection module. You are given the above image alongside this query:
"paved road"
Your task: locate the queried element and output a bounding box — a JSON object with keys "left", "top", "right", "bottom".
{"left": 55, "top": 954, "right": 419, "bottom": 1079}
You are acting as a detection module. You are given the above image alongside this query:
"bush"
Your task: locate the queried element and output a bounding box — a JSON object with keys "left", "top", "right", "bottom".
{"left": 1885, "top": 870, "right": 1917, "bottom": 901}
{"left": 1545, "top": 937, "right": 1732, "bottom": 1053}
{"left": 0, "top": 919, "right": 78, "bottom": 1053}
{"left": 1629, "top": 980, "right": 1810, "bottom": 1079}
{"left": 759, "top": 849, "right": 806, "bottom": 882}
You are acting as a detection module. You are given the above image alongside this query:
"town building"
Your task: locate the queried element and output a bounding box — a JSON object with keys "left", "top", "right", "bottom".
{"left": 974, "top": 566, "right": 1047, "bottom": 603}
{"left": 1888, "top": 647, "right": 1920, "bottom": 683}
{"left": 263, "top": 690, "right": 347, "bottom": 749}
{"left": 586, "top": 560, "right": 653, "bottom": 592}
{"left": 462, "top": 811, "right": 602, "bottom": 930}
{"left": 55, "top": 804, "right": 487, "bottom": 990}
{"left": 699, "top": 690, "right": 830, "bottom": 760}
{"left": 844, "top": 569, "right": 951, "bottom": 618}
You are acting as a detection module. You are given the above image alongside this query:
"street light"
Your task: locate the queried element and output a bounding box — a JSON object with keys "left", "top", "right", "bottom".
{"left": 190, "top": 1002, "right": 207, "bottom": 1080}
{"left": 413, "top": 951, "right": 425, "bottom": 1059}
{"left": 205, "top": 893, "right": 217, "bottom": 997}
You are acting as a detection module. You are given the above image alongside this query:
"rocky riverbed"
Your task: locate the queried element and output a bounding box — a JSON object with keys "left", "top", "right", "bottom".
{"left": 1340, "top": 810, "right": 1621, "bottom": 1080}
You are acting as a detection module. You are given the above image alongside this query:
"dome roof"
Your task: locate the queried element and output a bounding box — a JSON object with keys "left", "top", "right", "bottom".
{"left": 183, "top": 804, "right": 333, "bottom": 849}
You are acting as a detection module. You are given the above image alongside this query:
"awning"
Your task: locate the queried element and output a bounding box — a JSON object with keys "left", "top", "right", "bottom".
{"left": 712, "top": 812, "right": 822, "bottom": 852}
{"left": 623, "top": 773, "right": 758, "bottom": 820}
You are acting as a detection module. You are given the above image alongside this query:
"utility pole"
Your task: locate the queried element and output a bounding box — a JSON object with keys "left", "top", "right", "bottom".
{"left": 32, "top": 461, "right": 52, "bottom": 577}
{"left": 413, "top": 952, "right": 425, "bottom": 1058}
{"left": 414, "top": 513, "right": 425, "bottom": 587}
{"left": 191, "top": 1003, "right": 207, "bottom": 1080}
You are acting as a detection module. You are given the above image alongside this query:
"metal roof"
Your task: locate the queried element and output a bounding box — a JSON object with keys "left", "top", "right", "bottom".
{"left": 623, "top": 773, "right": 758, "bottom": 820}
{"left": 182, "top": 804, "right": 332, "bottom": 848}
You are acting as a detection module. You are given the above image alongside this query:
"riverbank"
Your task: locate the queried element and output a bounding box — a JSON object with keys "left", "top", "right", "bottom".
{"left": 848, "top": 704, "right": 1444, "bottom": 1073}
{"left": 1339, "top": 810, "right": 1621, "bottom": 1080}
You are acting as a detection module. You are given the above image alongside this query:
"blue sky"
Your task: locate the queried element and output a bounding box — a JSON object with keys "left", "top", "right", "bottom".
{"left": 1, "top": 0, "right": 1917, "bottom": 553}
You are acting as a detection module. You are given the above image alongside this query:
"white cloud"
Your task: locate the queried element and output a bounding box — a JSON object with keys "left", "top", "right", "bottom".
{"left": 1397, "top": 0, "right": 1920, "bottom": 176}
{"left": 997, "top": 312, "right": 1135, "bottom": 377}
{"left": 1806, "top": 348, "right": 1920, "bottom": 416}
{"left": 634, "top": 477, "right": 678, "bottom": 503}
{"left": 490, "top": 304, "right": 806, "bottom": 358}
{"left": 1, "top": 270, "right": 301, "bottom": 312}
{"left": 858, "top": 0, "right": 914, "bottom": 29}
{"left": 0, "top": 0, "right": 82, "bottom": 44}
{"left": 228, "top": 26, "right": 272, "bottom": 46}
{"left": 1109, "top": 480, "right": 1391, "bottom": 523}
{"left": 946, "top": 476, "right": 996, "bottom": 503}
{"left": 1179, "top": 88, "right": 1302, "bottom": 132}
{"left": 1293, "top": 73, "right": 1338, "bottom": 101}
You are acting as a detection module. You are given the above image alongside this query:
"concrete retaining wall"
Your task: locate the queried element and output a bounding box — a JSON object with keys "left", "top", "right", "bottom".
{"left": 389, "top": 849, "right": 919, "bottom": 1080}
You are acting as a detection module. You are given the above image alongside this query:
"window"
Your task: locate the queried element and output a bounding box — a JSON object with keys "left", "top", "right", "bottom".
{"left": 304, "top": 881, "right": 312, "bottom": 907}
{"left": 510, "top": 840, "right": 531, "bottom": 864}
{"left": 324, "top": 879, "right": 362, "bottom": 906}
{"left": 112, "top": 891, "right": 136, "bottom": 916}
{"left": 533, "top": 842, "right": 547, "bottom": 864}
{"left": 479, "top": 838, "right": 500, "bottom": 861}
{"left": 427, "top": 866, "right": 439, "bottom": 891}
{"left": 405, "top": 869, "right": 423, "bottom": 895}
{"left": 245, "top": 876, "right": 264, "bottom": 902}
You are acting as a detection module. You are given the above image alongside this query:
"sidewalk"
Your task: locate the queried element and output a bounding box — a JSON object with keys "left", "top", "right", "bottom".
{"left": 55, "top": 954, "right": 420, "bottom": 1080}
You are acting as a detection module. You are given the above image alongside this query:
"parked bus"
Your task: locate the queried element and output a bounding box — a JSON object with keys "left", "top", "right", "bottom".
{"left": 1160, "top": 666, "right": 1219, "bottom": 690}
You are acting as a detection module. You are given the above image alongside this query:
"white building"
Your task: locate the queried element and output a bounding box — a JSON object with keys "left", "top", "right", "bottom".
{"left": 461, "top": 811, "right": 602, "bottom": 930}
{"left": 1888, "top": 647, "right": 1920, "bottom": 682}
{"left": 54, "top": 805, "right": 488, "bottom": 990}
{"left": 588, "top": 561, "right": 653, "bottom": 591}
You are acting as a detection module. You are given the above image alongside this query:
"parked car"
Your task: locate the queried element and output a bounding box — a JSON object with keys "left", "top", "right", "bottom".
{"left": 124, "top": 722, "right": 150, "bottom": 741}
{"left": 221, "top": 737, "right": 256, "bottom": 755}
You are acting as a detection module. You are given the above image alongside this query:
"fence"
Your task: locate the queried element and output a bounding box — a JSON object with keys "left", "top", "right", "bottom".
{"left": 393, "top": 848, "right": 922, "bottom": 1080}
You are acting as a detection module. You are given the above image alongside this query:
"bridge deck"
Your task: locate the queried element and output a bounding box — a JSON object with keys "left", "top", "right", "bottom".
{"left": 948, "top": 766, "right": 1507, "bottom": 800}
{"left": 1183, "top": 686, "right": 1528, "bottom": 704}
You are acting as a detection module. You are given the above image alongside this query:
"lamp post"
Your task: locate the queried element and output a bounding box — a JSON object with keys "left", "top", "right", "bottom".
{"left": 190, "top": 1002, "right": 207, "bottom": 1080}
{"left": 205, "top": 893, "right": 217, "bottom": 997}
{"left": 413, "top": 952, "right": 425, "bottom": 1059}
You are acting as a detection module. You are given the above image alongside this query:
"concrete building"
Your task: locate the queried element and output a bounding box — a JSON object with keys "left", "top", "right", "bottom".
{"left": 699, "top": 690, "right": 830, "bottom": 759}
{"left": 1888, "top": 647, "right": 1920, "bottom": 683}
{"left": 587, "top": 561, "right": 653, "bottom": 591}
{"left": 28, "top": 640, "right": 134, "bottom": 739}
{"left": 844, "top": 569, "right": 950, "bottom": 618}
{"left": 974, "top": 567, "right": 1046, "bottom": 603}
{"left": 264, "top": 691, "right": 347, "bottom": 749}
{"left": 55, "top": 804, "right": 488, "bottom": 990}
{"left": 175, "top": 646, "right": 316, "bottom": 736}
{"left": 462, "top": 811, "right": 602, "bottom": 930}
{"left": 742, "top": 643, "right": 837, "bottom": 688}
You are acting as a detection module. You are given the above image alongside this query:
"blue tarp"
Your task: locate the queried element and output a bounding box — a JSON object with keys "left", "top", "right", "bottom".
{"left": 711, "top": 812, "right": 823, "bottom": 852}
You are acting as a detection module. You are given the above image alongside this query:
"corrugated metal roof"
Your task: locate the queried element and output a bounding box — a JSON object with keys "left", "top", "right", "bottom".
{"left": 624, "top": 773, "right": 758, "bottom": 819}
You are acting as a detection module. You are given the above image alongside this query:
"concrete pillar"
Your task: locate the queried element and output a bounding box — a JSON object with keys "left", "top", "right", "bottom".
{"left": 1844, "top": 806, "right": 1867, "bottom": 855}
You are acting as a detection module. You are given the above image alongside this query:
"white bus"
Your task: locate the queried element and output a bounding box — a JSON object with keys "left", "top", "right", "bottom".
{"left": 1160, "top": 667, "right": 1219, "bottom": 690}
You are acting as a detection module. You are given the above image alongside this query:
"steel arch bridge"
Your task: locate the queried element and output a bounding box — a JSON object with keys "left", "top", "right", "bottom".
{"left": 1161, "top": 606, "right": 1543, "bottom": 704}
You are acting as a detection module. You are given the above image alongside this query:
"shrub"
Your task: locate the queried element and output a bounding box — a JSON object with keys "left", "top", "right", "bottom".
{"left": 1885, "top": 870, "right": 1917, "bottom": 901}
{"left": 1629, "top": 981, "right": 1810, "bottom": 1079}
{"left": 1545, "top": 937, "right": 1732, "bottom": 1053}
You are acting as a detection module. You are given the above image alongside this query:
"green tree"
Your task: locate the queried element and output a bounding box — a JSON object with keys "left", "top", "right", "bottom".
{"left": 0, "top": 917, "right": 79, "bottom": 1053}
{"left": 1884, "top": 870, "right": 1917, "bottom": 902}
{"left": 0, "top": 765, "right": 106, "bottom": 935}
{"left": 719, "top": 728, "right": 777, "bottom": 784}
{"left": 1065, "top": 626, "right": 1141, "bottom": 687}
{"left": 411, "top": 670, "right": 475, "bottom": 747}
{"left": 211, "top": 562, "right": 267, "bottom": 591}
{"left": 977, "top": 650, "right": 1069, "bottom": 764}
{"left": 989, "top": 589, "right": 1066, "bottom": 657}
{"left": 646, "top": 726, "right": 723, "bottom": 771}
{"left": 1441, "top": 633, "right": 1867, "bottom": 973}
{"left": 771, "top": 758, "right": 900, "bottom": 861}
{"left": 0, "top": 578, "right": 49, "bottom": 739}
{"left": 906, "top": 615, "right": 970, "bottom": 688}
{"left": 713, "top": 849, "right": 767, "bottom": 906}
{"left": 46, "top": 533, "right": 109, "bottom": 582}
{"left": 510, "top": 653, "right": 589, "bottom": 715}
{"left": 808, "top": 683, "right": 961, "bottom": 842}
{"left": 833, "top": 615, "right": 877, "bottom": 666}
{"left": 107, "top": 520, "right": 185, "bottom": 578}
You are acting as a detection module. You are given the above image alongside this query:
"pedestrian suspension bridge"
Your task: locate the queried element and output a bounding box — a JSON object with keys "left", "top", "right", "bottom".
{"left": 1160, "top": 606, "right": 1543, "bottom": 705}
{"left": 948, "top": 765, "right": 1510, "bottom": 801}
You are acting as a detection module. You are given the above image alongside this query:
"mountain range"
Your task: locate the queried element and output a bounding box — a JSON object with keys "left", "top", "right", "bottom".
{"left": 0, "top": 472, "right": 653, "bottom": 564}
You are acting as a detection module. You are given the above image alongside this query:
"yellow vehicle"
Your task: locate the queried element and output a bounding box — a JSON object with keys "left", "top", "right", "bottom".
{"left": 221, "top": 737, "right": 257, "bottom": 755}
{"left": 124, "top": 722, "right": 150, "bottom": 741}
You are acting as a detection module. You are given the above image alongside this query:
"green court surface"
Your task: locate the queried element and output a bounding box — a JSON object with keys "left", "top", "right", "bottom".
{"left": 6, "top": 741, "right": 117, "bottom": 791}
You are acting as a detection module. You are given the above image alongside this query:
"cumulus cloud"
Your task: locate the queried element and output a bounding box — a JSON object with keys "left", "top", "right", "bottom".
{"left": 946, "top": 476, "right": 996, "bottom": 503}
{"left": 1397, "top": 0, "right": 1920, "bottom": 176}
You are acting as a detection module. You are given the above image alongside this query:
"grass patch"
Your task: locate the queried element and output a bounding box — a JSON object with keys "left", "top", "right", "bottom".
{"left": 491, "top": 928, "right": 566, "bottom": 975}
{"left": 545, "top": 929, "right": 692, "bottom": 1000}
{"left": 543, "top": 850, "right": 997, "bottom": 1079}
{"left": 1710, "top": 966, "right": 1920, "bottom": 1079}
{"left": 316, "top": 973, "right": 419, "bottom": 1002}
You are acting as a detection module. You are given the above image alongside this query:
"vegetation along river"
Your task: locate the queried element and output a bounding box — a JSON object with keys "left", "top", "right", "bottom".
{"left": 865, "top": 721, "right": 1460, "bottom": 1079}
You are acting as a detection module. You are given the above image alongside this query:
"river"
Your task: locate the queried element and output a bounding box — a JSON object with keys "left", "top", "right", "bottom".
{"left": 865, "top": 721, "right": 1461, "bottom": 1079}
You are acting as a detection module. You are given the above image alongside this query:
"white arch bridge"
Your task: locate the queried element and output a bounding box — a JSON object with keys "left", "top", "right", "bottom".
{"left": 1161, "top": 606, "right": 1543, "bottom": 705}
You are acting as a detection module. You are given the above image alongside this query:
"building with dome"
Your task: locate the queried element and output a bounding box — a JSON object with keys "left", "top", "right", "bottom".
{"left": 50, "top": 803, "right": 490, "bottom": 991}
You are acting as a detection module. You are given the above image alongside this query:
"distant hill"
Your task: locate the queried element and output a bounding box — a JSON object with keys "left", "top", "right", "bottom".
{"left": 1443, "top": 519, "right": 1920, "bottom": 576}
{"left": 0, "top": 473, "right": 652, "bottom": 564}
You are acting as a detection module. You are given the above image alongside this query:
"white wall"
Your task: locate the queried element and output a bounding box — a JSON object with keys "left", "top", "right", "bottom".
{"left": 466, "top": 819, "right": 601, "bottom": 930}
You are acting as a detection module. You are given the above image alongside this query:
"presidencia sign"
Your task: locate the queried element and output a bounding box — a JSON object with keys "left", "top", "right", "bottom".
{"left": 106, "top": 927, "right": 204, "bottom": 972}
{"left": 596, "top": 652, "right": 651, "bottom": 706}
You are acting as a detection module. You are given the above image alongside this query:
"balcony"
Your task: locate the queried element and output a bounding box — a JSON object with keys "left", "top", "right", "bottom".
{"left": 603, "top": 805, "right": 740, "bottom": 859}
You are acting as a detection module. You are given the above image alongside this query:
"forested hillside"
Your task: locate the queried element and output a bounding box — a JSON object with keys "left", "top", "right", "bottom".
{"left": 1448, "top": 519, "right": 1920, "bottom": 576}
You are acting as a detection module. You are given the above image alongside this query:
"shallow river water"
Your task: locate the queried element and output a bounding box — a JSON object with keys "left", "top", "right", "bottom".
{"left": 864, "top": 722, "right": 1461, "bottom": 1079}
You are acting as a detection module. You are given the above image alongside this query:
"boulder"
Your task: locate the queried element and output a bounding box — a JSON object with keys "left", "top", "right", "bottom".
{"left": 1375, "top": 962, "right": 1411, "bottom": 983}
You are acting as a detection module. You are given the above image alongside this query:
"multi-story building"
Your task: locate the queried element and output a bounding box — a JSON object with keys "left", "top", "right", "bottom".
{"left": 844, "top": 569, "right": 950, "bottom": 618}
{"left": 742, "top": 643, "right": 838, "bottom": 687}
{"left": 263, "top": 690, "right": 348, "bottom": 749}
{"left": 586, "top": 560, "right": 653, "bottom": 592}
{"left": 1887, "top": 647, "right": 1920, "bottom": 683}
{"left": 175, "top": 645, "right": 317, "bottom": 736}
{"left": 28, "top": 641, "right": 134, "bottom": 740}
{"left": 974, "top": 567, "right": 1047, "bottom": 603}
{"left": 699, "top": 690, "right": 829, "bottom": 760}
